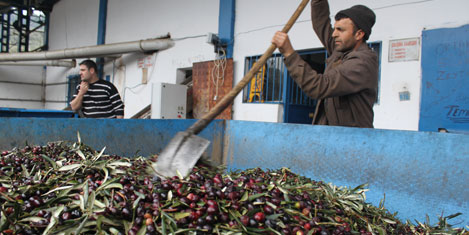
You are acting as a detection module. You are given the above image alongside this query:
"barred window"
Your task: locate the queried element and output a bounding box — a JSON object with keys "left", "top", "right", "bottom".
{"left": 242, "top": 54, "right": 285, "bottom": 103}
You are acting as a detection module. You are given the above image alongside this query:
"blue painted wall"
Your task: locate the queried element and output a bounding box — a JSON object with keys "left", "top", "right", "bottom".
{"left": 0, "top": 118, "right": 467, "bottom": 226}
{"left": 420, "top": 25, "right": 469, "bottom": 132}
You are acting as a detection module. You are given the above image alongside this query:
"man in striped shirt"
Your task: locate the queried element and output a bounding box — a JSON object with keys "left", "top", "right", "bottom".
{"left": 70, "top": 60, "right": 124, "bottom": 118}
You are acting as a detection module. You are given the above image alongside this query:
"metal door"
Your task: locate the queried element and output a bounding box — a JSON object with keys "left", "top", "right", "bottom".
{"left": 420, "top": 25, "right": 469, "bottom": 132}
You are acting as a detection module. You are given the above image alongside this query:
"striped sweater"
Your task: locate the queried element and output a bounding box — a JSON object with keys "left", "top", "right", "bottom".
{"left": 73, "top": 79, "right": 124, "bottom": 118}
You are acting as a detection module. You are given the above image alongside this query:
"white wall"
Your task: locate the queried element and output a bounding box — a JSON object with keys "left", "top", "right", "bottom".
{"left": 232, "top": 0, "right": 469, "bottom": 130}
{"left": 103, "top": 0, "right": 219, "bottom": 117}
{"left": 0, "top": 66, "right": 44, "bottom": 109}
{"left": 45, "top": 0, "right": 99, "bottom": 110}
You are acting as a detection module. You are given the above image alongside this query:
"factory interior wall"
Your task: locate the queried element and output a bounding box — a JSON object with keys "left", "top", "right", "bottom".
{"left": 2, "top": 0, "right": 468, "bottom": 130}
{"left": 232, "top": 0, "right": 469, "bottom": 130}
{"left": 44, "top": 0, "right": 219, "bottom": 117}
{"left": 103, "top": 0, "right": 220, "bottom": 118}
{"left": 0, "top": 66, "right": 44, "bottom": 109}
{"left": 44, "top": 0, "right": 100, "bottom": 110}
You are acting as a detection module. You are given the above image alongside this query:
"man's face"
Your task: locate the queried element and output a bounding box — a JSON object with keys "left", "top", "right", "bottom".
{"left": 332, "top": 18, "right": 362, "bottom": 52}
{"left": 79, "top": 65, "right": 93, "bottom": 82}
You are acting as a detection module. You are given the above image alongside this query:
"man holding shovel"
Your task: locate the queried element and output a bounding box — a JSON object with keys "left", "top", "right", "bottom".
{"left": 272, "top": 0, "right": 378, "bottom": 128}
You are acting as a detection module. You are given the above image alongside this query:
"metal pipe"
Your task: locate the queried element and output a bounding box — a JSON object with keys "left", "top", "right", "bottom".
{"left": 0, "top": 38, "right": 174, "bottom": 61}
{"left": 0, "top": 80, "right": 41, "bottom": 85}
{"left": 0, "top": 80, "right": 69, "bottom": 86}
{"left": 0, "top": 60, "right": 76, "bottom": 67}
{"left": 0, "top": 98, "right": 67, "bottom": 103}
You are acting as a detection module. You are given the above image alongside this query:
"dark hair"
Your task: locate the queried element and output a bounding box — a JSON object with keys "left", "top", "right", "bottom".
{"left": 79, "top": 59, "right": 98, "bottom": 73}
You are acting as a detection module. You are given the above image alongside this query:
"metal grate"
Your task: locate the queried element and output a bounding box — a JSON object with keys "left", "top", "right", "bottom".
{"left": 243, "top": 53, "right": 316, "bottom": 107}
{"left": 17, "top": 8, "right": 31, "bottom": 52}
{"left": 0, "top": 12, "right": 10, "bottom": 52}
{"left": 243, "top": 54, "right": 285, "bottom": 103}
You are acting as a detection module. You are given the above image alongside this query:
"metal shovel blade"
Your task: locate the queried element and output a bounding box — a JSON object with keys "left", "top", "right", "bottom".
{"left": 152, "top": 131, "right": 210, "bottom": 178}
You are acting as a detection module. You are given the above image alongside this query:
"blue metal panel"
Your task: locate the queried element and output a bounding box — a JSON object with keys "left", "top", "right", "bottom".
{"left": 218, "top": 0, "right": 235, "bottom": 58}
{"left": 420, "top": 25, "right": 469, "bottom": 132}
{"left": 224, "top": 121, "right": 469, "bottom": 226}
{"left": 0, "top": 118, "right": 224, "bottom": 160}
{"left": 0, "top": 108, "right": 76, "bottom": 118}
{"left": 0, "top": 118, "right": 467, "bottom": 226}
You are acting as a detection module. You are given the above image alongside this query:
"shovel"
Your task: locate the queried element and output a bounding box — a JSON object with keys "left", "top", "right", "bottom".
{"left": 150, "top": 0, "right": 311, "bottom": 179}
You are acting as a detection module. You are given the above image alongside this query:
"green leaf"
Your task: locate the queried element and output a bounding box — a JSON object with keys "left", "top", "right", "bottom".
{"left": 266, "top": 201, "right": 277, "bottom": 210}
{"left": 102, "top": 167, "right": 109, "bottom": 185}
{"left": 79, "top": 194, "right": 85, "bottom": 211}
{"left": 77, "top": 149, "right": 86, "bottom": 161}
{"left": 0, "top": 211, "right": 7, "bottom": 230}
{"left": 174, "top": 212, "right": 191, "bottom": 220}
{"left": 108, "top": 161, "right": 132, "bottom": 167}
{"left": 83, "top": 181, "right": 89, "bottom": 206}
{"left": 43, "top": 185, "right": 73, "bottom": 196}
{"left": 267, "top": 227, "right": 282, "bottom": 235}
{"left": 109, "top": 227, "right": 120, "bottom": 235}
{"left": 96, "top": 178, "right": 118, "bottom": 192}
{"left": 103, "top": 183, "right": 123, "bottom": 190}
{"left": 265, "top": 213, "right": 283, "bottom": 222}
{"left": 58, "top": 163, "right": 82, "bottom": 172}
{"left": 94, "top": 199, "right": 106, "bottom": 208}
{"left": 445, "top": 212, "right": 462, "bottom": 220}
{"left": 41, "top": 154, "right": 58, "bottom": 170}
{"left": 167, "top": 190, "right": 173, "bottom": 201}
{"left": 382, "top": 218, "right": 397, "bottom": 224}
{"left": 267, "top": 184, "right": 275, "bottom": 191}
{"left": 239, "top": 190, "right": 249, "bottom": 202}
{"left": 21, "top": 164, "right": 30, "bottom": 178}
{"left": 87, "top": 191, "right": 96, "bottom": 214}
{"left": 137, "top": 225, "right": 147, "bottom": 235}
{"left": 93, "top": 146, "right": 106, "bottom": 162}
{"left": 74, "top": 215, "right": 89, "bottom": 234}
{"left": 20, "top": 216, "right": 47, "bottom": 223}
{"left": 248, "top": 192, "right": 267, "bottom": 201}
{"left": 43, "top": 205, "right": 65, "bottom": 235}
{"left": 97, "top": 215, "right": 120, "bottom": 228}
{"left": 43, "top": 196, "right": 70, "bottom": 207}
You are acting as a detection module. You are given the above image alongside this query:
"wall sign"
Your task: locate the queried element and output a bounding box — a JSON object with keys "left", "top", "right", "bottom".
{"left": 137, "top": 55, "right": 153, "bottom": 68}
{"left": 389, "top": 38, "right": 420, "bottom": 62}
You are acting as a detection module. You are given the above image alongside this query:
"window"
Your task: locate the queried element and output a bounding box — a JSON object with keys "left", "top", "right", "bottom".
{"left": 1, "top": 8, "right": 47, "bottom": 52}
{"left": 242, "top": 54, "right": 285, "bottom": 103}
{"left": 67, "top": 74, "right": 80, "bottom": 106}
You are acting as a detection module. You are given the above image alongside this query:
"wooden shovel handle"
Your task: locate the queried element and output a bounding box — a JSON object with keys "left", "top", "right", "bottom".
{"left": 188, "top": 0, "right": 310, "bottom": 135}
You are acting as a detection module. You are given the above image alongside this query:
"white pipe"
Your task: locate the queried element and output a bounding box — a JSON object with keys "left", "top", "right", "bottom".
{"left": 0, "top": 60, "right": 76, "bottom": 67}
{"left": 0, "top": 38, "right": 174, "bottom": 61}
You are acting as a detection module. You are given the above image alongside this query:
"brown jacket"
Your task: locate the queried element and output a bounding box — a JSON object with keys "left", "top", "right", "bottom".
{"left": 284, "top": 0, "right": 378, "bottom": 128}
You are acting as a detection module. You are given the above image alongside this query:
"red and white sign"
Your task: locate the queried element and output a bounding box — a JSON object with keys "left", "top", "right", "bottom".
{"left": 389, "top": 38, "right": 420, "bottom": 62}
{"left": 137, "top": 55, "right": 153, "bottom": 68}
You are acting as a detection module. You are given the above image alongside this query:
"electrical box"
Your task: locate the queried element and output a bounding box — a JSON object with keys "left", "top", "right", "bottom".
{"left": 151, "top": 83, "right": 187, "bottom": 119}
